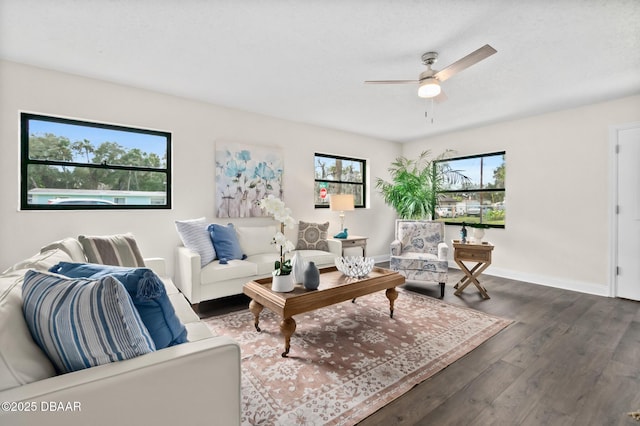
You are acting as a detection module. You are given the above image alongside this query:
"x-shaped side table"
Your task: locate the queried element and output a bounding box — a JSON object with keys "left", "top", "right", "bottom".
{"left": 452, "top": 241, "right": 494, "bottom": 299}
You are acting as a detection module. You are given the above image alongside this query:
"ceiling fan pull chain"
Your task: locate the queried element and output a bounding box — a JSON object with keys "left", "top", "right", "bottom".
{"left": 425, "top": 99, "right": 435, "bottom": 124}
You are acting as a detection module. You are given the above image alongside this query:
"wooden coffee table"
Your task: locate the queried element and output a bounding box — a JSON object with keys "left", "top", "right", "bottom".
{"left": 243, "top": 266, "right": 405, "bottom": 357}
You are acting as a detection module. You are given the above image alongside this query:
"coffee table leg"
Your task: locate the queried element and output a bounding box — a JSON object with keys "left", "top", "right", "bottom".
{"left": 386, "top": 287, "right": 398, "bottom": 318}
{"left": 249, "top": 300, "right": 264, "bottom": 332}
{"left": 280, "top": 317, "right": 297, "bottom": 358}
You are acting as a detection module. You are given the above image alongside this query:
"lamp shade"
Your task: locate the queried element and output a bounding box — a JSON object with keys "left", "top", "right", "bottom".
{"left": 329, "top": 194, "right": 355, "bottom": 211}
{"left": 418, "top": 77, "right": 441, "bottom": 98}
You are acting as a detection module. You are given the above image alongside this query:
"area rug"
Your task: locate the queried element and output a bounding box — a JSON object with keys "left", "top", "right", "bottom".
{"left": 204, "top": 288, "right": 512, "bottom": 426}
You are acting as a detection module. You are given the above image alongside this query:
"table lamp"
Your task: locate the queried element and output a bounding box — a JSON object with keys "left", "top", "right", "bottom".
{"left": 330, "top": 194, "right": 354, "bottom": 233}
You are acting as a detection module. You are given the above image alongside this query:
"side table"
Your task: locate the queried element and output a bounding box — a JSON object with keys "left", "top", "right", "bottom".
{"left": 334, "top": 235, "right": 368, "bottom": 257}
{"left": 452, "top": 240, "right": 494, "bottom": 299}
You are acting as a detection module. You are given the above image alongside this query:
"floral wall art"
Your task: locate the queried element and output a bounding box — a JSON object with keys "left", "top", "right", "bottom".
{"left": 215, "top": 142, "right": 284, "bottom": 218}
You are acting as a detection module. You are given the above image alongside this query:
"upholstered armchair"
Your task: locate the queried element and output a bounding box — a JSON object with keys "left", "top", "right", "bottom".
{"left": 390, "top": 220, "right": 449, "bottom": 297}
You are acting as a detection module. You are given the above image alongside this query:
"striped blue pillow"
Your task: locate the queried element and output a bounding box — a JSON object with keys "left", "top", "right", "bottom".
{"left": 22, "top": 270, "right": 156, "bottom": 374}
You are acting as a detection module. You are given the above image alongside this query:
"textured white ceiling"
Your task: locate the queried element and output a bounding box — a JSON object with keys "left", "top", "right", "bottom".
{"left": 1, "top": 0, "right": 639, "bottom": 142}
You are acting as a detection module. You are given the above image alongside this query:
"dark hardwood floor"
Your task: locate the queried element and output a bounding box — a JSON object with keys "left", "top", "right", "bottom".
{"left": 197, "top": 267, "right": 640, "bottom": 426}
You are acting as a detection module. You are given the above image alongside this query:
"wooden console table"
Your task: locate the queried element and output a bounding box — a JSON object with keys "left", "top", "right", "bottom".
{"left": 452, "top": 240, "right": 494, "bottom": 299}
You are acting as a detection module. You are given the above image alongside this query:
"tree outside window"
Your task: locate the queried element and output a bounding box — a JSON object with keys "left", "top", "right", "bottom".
{"left": 435, "top": 152, "right": 505, "bottom": 227}
{"left": 21, "top": 113, "right": 171, "bottom": 210}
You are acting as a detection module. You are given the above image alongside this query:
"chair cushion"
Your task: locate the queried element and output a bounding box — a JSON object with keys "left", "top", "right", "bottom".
{"left": 175, "top": 217, "right": 217, "bottom": 267}
{"left": 296, "top": 221, "right": 329, "bottom": 251}
{"left": 48, "top": 262, "right": 188, "bottom": 349}
{"left": 396, "top": 221, "right": 443, "bottom": 255}
{"left": 208, "top": 223, "right": 246, "bottom": 263}
{"left": 22, "top": 270, "right": 155, "bottom": 374}
{"left": 78, "top": 233, "right": 146, "bottom": 267}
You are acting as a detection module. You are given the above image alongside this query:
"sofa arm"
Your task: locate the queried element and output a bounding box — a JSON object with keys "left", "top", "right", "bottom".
{"left": 326, "top": 239, "right": 342, "bottom": 257}
{"left": 0, "top": 336, "right": 241, "bottom": 426}
{"left": 143, "top": 257, "right": 166, "bottom": 277}
{"left": 390, "top": 240, "right": 402, "bottom": 256}
{"left": 174, "top": 246, "right": 202, "bottom": 304}
{"left": 437, "top": 242, "right": 449, "bottom": 261}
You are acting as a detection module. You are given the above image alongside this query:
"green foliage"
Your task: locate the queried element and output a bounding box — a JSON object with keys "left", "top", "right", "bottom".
{"left": 27, "top": 133, "right": 166, "bottom": 192}
{"left": 376, "top": 150, "right": 470, "bottom": 219}
{"left": 274, "top": 260, "right": 292, "bottom": 275}
{"left": 486, "top": 209, "right": 505, "bottom": 222}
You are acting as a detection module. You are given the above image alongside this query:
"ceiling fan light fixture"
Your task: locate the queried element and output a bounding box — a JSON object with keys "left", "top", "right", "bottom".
{"left": 418, "top": 77, "right": 441, "bottom": 98}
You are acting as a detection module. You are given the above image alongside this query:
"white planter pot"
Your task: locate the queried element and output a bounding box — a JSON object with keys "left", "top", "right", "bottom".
{"left": 472, "top": 228, "right": 485, "bottom": 243}
{"left": 271, "top": 274, "right": 295, "bottom": 292}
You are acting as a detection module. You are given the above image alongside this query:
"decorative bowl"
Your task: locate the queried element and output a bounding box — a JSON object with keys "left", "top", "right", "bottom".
{"left": 335, "top": 256, "right": 375, "bottom": 278}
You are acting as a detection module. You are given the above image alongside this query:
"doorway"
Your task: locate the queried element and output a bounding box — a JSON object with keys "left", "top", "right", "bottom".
{"left": 611, "top": 122, "right": 640, "bottom": 301}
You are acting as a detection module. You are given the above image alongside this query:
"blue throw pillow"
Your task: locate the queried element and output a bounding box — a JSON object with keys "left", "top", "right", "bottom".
{"left": 22, "top": 270, "right": 155, "bottom": 374}
{"left": 49, "top": 262, "right": 188, "bottom": 349}
{"left": 208, "top": 223, "right": 247, "bottom": 264}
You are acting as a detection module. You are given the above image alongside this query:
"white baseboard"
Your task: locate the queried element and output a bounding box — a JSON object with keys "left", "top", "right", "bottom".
{"left": 447, "top": 261, "right": 610, "bottom": 297}
{"left": 375, "top": 255, "right": 610, "bottom": 297}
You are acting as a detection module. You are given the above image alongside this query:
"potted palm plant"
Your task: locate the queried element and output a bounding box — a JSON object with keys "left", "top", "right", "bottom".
{"left": 376, "top": 150, "right": 469, "bottom": 219}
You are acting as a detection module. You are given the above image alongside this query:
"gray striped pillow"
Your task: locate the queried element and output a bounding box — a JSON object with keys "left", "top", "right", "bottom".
{"left": 22, "top": 270, "right": 155, "bottom": 374}
{"left": 78, "top": 233, "right": 145, "bottom": 267}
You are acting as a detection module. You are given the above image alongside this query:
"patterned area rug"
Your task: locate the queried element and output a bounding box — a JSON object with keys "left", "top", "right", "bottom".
{"left": 204, "top": 288, "right": 512, "bottom": 426}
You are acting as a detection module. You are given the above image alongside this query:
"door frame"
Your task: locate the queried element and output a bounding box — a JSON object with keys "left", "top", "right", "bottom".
{"left": 608, "top": 121, "right": 640, "bottom": 297}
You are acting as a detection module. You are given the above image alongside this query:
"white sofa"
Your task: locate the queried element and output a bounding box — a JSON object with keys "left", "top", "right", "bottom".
{"left": 0, "top": 237, "right": 241, "bottom": 426}
{"left": 175, "top": 223, "right": 342, "bottom": 306}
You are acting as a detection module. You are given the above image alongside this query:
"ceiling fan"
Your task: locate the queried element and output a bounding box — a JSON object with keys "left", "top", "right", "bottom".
{"left": 365, "top": 44, "right": 497, "bottom": 101}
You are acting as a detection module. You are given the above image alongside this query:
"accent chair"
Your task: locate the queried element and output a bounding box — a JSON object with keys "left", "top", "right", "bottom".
{"left": 390, "top": 220, "right": 449, "bottom": 297}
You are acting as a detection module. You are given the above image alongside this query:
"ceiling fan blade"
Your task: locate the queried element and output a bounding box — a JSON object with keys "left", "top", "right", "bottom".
{"left": 434, "top": 44, "right": 497, "bottom": 82}
{"left": 364, "top": 80, "right": 418, "bottom": 84}
{"left": 434, "top": 90, "right": 448, "bottom": 103}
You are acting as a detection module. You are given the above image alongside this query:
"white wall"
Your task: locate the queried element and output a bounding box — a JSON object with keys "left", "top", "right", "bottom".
{"left": 403, "top": 95, "right": 640, "bottom": 295}
{"left": 0, "top": 60, "right": 401, "bottom": 274}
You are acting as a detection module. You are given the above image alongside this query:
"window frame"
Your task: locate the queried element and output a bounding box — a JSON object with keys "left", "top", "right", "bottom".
{"left": 434, "top": 151, "right": 505, "bottom": 228}
{"left": 314, "top": 153, "right": 367, "bottom": 209}
{"left": 20, "top": 112, "right": 172, "bottom": 210}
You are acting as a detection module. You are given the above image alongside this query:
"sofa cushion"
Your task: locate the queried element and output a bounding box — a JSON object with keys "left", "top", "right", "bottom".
{"left": 208, "top": 224, "right": 246, "bottom": 263}
{"left": 200, "top": 260, "right": 257, "bottom": 284}
{"left": 294, "top": 249, "right": 337, "bottom": 267}
{"left": 78, "top": 233, "right": 146, "bottom": 267}
{"left": 245, "top": 253, "right": 280, "bottom": 275}
{"left": 236, "top": 225, "right": 277, "bottom": 257}
{"left": 175, "top": 217, "right": 216, "bottom": 267}
{"left": 296, "top": 221, "right": 330, "bottom": 251}
{"left": 22, "top": 270, "right": 156, "bottom": 374}
{"left": 40, "top": 237, "right": 87, "bottom": 262}
{"left": 5, "top": 248, "right": 75, "bottom": 274}
{"left": 0, "top": 270, "right": 56, "bottom": 392}
{"left": 48, "top": 262, "right": 188, "bottom": 349}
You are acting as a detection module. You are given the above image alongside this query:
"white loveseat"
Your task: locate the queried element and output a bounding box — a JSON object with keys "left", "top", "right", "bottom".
{"left": 0, "top": 237, "right": 241, "bottom": 426}
{"left": 175, "top": 223, "right": 342, "bottom": 306}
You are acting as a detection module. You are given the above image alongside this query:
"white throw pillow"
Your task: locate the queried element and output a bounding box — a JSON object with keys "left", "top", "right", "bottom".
{"left": 236, "top": 226, "right": 277, "bottom": 257}
{"left": 175, "top": 218, "right": 216, "bottom": 267}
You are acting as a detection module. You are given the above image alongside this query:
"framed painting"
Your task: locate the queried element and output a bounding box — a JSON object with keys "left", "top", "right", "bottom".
{"left": 215, "top": 142, "right": 284, "bottom": 218}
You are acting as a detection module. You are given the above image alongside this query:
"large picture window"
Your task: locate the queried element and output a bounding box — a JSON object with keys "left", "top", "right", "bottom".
{"left": 314, "top": 153, "right": 366, "bottom": 208}
{"left": 21, "top": 113, "right": 171, "bottom": 210}
{"left": 435, "top": 151, "right": 505, "bottom": 227}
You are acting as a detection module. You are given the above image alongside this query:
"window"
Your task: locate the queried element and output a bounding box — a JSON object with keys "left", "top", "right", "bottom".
{"left": 435, "top": 151, "right": 505, "bottom": 227}
{"left": 314, "top": 153, "right": 366, "bottom": 208}
{"left": 20, "top": 113, "right": 171, "bottom": 210}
